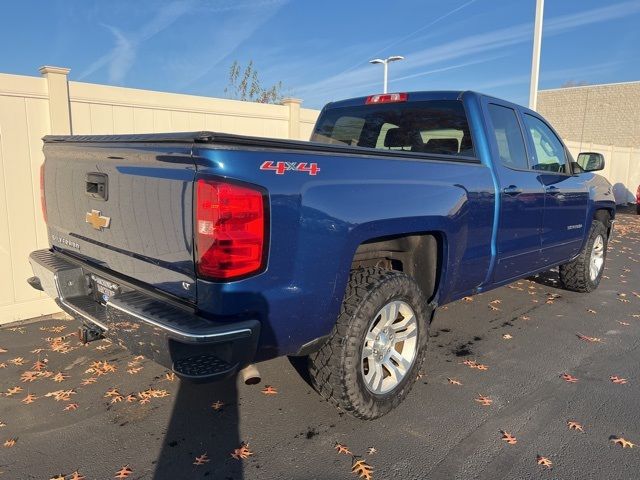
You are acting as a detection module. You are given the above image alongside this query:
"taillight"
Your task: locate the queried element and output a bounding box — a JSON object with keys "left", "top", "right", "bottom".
{"left": 195, "top": 179, "right": 266, "bottom": 280}
{"left": 40, "top": 163, "right": 47, "bottom": 223}
{"left": 365, "top": 93, "right": 408, "bottom": 104}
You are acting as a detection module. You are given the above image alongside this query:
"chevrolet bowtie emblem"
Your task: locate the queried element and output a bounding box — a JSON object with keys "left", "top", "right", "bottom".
{"left": 86, "top": 209, "right": 111, "bottom": 230}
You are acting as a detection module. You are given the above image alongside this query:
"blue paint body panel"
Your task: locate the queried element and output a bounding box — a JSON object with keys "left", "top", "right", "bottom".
{"left": 40, "top": 91, "right": 616, "bottom": 364}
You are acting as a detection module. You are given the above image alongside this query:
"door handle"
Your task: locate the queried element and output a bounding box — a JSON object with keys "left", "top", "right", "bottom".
{"left": 546, "top": 186, "right": 565, "bottom": 200}
{"left": 503, "top": 185, "right": 523, "bottom": 196}
{"left": 86, "top": 172, "right": 108, "bottom": 201}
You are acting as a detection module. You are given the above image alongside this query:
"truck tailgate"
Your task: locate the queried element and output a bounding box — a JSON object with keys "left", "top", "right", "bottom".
{"left": 43, "top": 140, "right": 197, "bottom": 302}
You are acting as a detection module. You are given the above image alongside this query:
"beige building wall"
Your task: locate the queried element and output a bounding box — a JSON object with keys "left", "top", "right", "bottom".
{"left": 538, "top": 81, "right": 640, "bottom": 203}
{"left": 0, "top": 67, "right": 319, "bottom": 324}
{"left": 538, "top": 82, "right": 640, "bottom": 148}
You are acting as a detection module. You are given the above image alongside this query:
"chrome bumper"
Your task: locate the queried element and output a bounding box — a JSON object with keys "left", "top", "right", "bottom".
{"left": 28, "top": 249, "right": 260, "bottom": 381}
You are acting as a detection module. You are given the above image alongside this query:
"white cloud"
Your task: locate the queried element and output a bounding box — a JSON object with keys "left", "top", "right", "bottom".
{"left": 79, "top": 0, "right": 289, "bottom": 86}
{"left": 78, "top": 0, "right": 197, "bottom": 82}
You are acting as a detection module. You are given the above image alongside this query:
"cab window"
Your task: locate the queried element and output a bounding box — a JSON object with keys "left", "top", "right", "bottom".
{"left": 523, "top": 114, "right": 568, "bottom": 173}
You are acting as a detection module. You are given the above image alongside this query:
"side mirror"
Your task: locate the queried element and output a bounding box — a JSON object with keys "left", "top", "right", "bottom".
{"left": 576, "top": 152, "right": 605, "bottom": 172}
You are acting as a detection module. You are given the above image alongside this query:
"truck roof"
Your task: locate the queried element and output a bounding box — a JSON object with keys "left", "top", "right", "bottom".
{"left": 323, "top": 90, "right": 531, "bottom": 115}
{"left": 324, "top": 90, "right": 471, "bottom": 109}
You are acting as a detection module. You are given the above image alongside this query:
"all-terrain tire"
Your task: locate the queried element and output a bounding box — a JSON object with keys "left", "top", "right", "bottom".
{"left": 308, "top": 267, "right": 430, "bottom": 420}
{"left": 559, "top": 219, "right": 608, "bottom": 293}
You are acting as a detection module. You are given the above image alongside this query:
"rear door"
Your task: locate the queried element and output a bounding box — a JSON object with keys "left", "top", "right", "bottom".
{"left": 520, "top": 113, "right": 589, "bottom": 265}
{"left": 485, "top": 102, "right": 545, "bottom": 283}
{"left": 43, "top": 140, "right": 197, "bottom": 302}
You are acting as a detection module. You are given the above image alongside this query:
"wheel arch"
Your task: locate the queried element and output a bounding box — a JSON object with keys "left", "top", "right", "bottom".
{"left": 351, "top": 231, "right": 445, "bottom": 303}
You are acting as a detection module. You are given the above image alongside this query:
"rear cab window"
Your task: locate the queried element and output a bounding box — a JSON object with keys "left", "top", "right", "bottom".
{"left": 312, "top": 100, "right": 475, "bottom": 158}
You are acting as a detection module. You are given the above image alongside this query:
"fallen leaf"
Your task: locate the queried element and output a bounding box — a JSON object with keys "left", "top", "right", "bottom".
{"left": 367, "top": 447, "right": 377, "bottom": 455}
{"left": 261, "top": 385, "right": 278, "bottom": 395}
{"left": 576, "top": 332, "right": 604, "bottom": 343}
{"left": 567, "top": 421, "right": 584, "bottom": 432}
{"left": 586, "top": 309, "right": 597, "bottom": 314}
{"left": 500, "top": 431, "right": 517, "bottom": 445}
{"left": 5, "top": 386, "right": 23, "bottom": 396}
{"left": 475, "top": 394, "right": 493, "bottom": 406}
{"left": 51, "top": 372, "right": 69, "bottom": 383}
{"left": 114, "top": 465, "right": 133, "bottom": 479}
{"left": 165, "top": 372, "right": 175, "bottom": 382}
{"left": 447, "top": 378, "right": 462, "bottom": 386}
{"left": 81, "top": 377, "right": 97, "bottom": 386}
{"left": 69, "top": 471, "right": 86, "bottom": 480}
{"left": 105, "top": 388, "right": 121, "bottom": 398}
{"left": 617, "top": 321, "right": 631, "bottom": 326}
{"left": 211, "top": 400, "right": 224, "bottom": 411}
{"left": 335, "top": 443, "right": 352, "bottom": 455}
{"left": 560, "top": 373, "right": 579, "bottom": 383}
{"left": 536, "top": 455, "right": 553, "bottom": 468}
{"left": 49, "top": 475, "right": 65, "bottom": 480}
{"left": 46, "top": 389, "right": 76, "bottom": 402}
{"left": 352, "top": 459, "right": 374, "bottom": 480}
{"left": 21, "top": 393, "right": 37, "bottom": 404}
{"left": 64, "top": 403, "right": 79, "bottom": 411}
{"left": 193, "top": 453, "right": 210, "bottom": 465}
{"left": 610, "top": 375, "right": 628, "bottom": 385}
{"left": 9, "top": 357, "right": 25, "bottom": 366}
{"left": 3, "top": 438, "right": 16, "bottom": 448}
{"left": 127, "top": 366, "right": 143, "bottom": 374}
{"left": 462, "top": 296, "right": 473, "bottom": 302}
{"left": 611, "top": 437, "right": 635, "bottom": 448}
{"left": 20, "top": 371, "right": 39, "bottom": 383}
{"left": 502, "top": 334, "right": 513, "bottom": 340}
{"left": 110, "top": 395, "right": 124, "bottom": 404}
{"left": 33, "top": 360, "right": 48, "bottom": 371}
{"left": 231, "top": 443, "right": 253, "bottom": 460}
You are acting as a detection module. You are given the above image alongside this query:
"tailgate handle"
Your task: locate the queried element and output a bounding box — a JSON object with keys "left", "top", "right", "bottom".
{"left": 86, "top": 173, "right": 108, "bottom": 201}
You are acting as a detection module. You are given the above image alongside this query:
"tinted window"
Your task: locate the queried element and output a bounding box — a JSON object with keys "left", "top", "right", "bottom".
{"left": 312, "top": 100, "right": 475, "bottom": 157}
{"left": 523, "top": 114, "right": 568, "bottom": 173}
{"left": 487, "top": 104, "right": 528, "bottom": 170}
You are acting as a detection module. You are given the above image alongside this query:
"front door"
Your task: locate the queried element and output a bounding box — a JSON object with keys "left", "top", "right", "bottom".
{"left": 521, "top": 113, "right": 589, "bottom": 266}
{"left": 485, "top": 102, "right": 545, "bottom": 283}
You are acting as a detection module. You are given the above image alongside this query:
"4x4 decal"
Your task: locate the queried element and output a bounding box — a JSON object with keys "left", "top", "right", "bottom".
{"left": 260, "top": 161, "right": 320, "bottom": 176}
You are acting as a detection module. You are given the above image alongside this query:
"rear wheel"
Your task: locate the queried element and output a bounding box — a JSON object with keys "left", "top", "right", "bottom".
{"left": 308, "top": 267, "right": 430, "bottom": 420}
{"left": 559, "top": 220, "right": 608, "bottom": 292}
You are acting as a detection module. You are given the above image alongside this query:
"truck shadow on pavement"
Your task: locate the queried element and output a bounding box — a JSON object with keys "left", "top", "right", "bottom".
{"left": 152, "top": 375, "right": 244, "bottom": 480}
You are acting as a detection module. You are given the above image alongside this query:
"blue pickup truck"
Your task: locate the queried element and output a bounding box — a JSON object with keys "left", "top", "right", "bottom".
{"left": 29, "top": 91, "right": 615, "bottom": 419}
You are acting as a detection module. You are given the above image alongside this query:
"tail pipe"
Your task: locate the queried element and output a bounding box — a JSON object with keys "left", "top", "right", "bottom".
{"left": 239, "top": 364, "right": 261, "bottom": 385}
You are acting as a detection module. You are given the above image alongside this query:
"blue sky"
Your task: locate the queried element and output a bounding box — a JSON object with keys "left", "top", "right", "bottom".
{"left": 2, "top": 0, "right": 640, "bottom": 108}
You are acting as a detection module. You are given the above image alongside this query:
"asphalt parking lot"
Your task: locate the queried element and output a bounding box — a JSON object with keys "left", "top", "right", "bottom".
{"left": 2, "top": 209, "right": 639, "bottom": 480}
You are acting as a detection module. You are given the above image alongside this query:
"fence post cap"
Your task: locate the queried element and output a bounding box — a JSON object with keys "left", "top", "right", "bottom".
{"left": 281, "top": 97, "right": 302, "bottom": 106}
{"left": 39, "top": 66, "right": 71, "bottom": 76}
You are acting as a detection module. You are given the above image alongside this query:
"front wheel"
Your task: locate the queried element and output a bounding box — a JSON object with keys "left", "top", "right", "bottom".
{"left": 559, "top": 219, "right": 608, "bottom": 292}
{"left": 308, "top": 267, "right": 430, "bottom": 420}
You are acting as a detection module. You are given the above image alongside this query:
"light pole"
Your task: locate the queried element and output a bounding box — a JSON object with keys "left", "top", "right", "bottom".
{"left": 369, "top": 55, "right": 404, "bottom": 93}
{"left": 529, "top": 0, "right": 544, "bottom": 110}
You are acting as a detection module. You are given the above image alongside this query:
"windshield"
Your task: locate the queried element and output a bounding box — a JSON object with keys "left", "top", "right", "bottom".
{"left": 311, "top": 100, "right": 475, "bottom": 157}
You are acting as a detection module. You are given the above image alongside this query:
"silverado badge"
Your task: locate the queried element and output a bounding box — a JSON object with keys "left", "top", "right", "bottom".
{"left": 86, "top": 209, "right": 111, "bottom": 230}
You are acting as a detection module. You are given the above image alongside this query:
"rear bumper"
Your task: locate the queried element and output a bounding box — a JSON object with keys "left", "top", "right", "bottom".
{"left": 28, "top": 249, "right": 260, "bottom": 382}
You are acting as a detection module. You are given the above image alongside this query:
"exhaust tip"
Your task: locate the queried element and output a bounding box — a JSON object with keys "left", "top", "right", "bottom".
{"left": 239, "top": 364, "right": 261, "bottom": 385}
